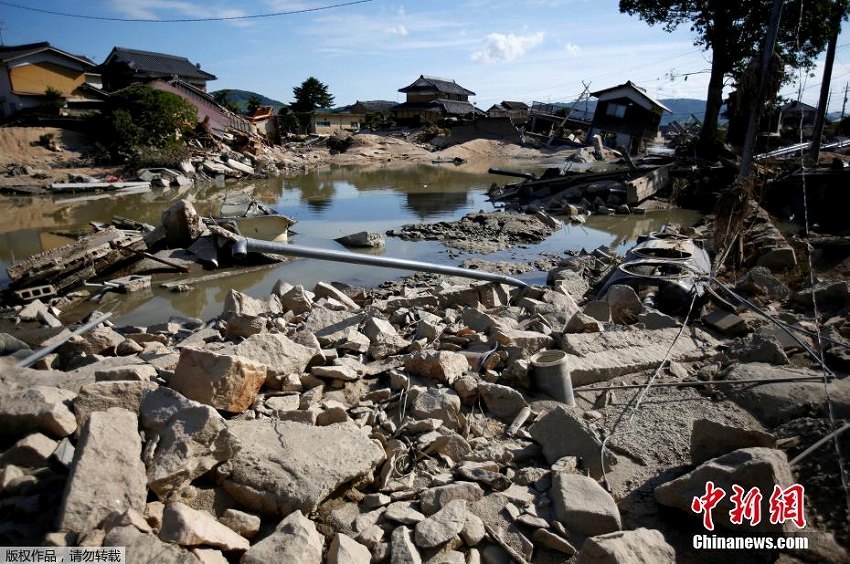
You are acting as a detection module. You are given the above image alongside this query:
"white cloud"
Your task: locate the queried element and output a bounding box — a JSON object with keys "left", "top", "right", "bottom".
{"left": 471, "top": 32, "right": 545, "bottom": 64}
{"left": 564, "top": 42, "right": 581, "bottom": 57}
{"left": 390, "top": 25, "right": 409, "bottom": 36}
{"left": 109, "top": 0, "right": 247, "bottom": 21}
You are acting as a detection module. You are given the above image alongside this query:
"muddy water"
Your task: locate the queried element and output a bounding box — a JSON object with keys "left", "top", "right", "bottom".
{"left": 0, "top": 164, "right": 702, "bottom": 326}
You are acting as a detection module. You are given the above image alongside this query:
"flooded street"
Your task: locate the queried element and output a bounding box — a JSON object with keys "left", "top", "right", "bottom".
{"left": 0, "top": 163, "right": 701, "bottom": 326}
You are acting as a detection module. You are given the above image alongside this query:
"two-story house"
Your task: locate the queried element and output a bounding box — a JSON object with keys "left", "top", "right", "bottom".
{"left": 586, "top": 81, "right": 669, "bottom": 155}
{"left": 391, "top": 75, "right": 483, "bottom": 126}
{"left": 99, "top": 47, "right": 217, "bottom": 92}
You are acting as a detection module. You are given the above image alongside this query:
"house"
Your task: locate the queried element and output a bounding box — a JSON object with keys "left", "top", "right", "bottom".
{"left": 99, "top": 47, "right": 216, "bottom": 92}
{"left": 586, "top": 81, "right": 669, "bottom": 154}
{"left": 778, "top": 100, "right": 819, "bottom": 138}
{"left": 248, "top": 106, "right": 281, "bottom": 143}
{"left": 0, "top": 42, "right": 105, "bottom": 116}
{"left": 149, "top": 78, "right": 252, "bottom": 139}
{"left": 310, "top": 107, "right": 365, "bottom": 135}
{"left": 487, "top": 101, "right": 529, "bottom": 122}
{"left": 391, "top": 75, "right": 484, "bottom": 126}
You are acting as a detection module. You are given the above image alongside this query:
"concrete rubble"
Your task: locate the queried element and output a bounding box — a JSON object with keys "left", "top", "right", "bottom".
{"left": 0, "top": 240, "right": 848, "bottom": 563}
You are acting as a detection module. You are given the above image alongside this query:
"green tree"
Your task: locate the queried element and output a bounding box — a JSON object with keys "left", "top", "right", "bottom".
{"left": 291, "top": 77, "right": 334, "bottom": 112}
{"left": 247, "top": 94, "right": 263, "bottom": 115}
{"left": 619, "top": 0, "right": 840, "bottom": 155}
{"left": 95, "top": 85, "right": 197, "bottom": 165}
{"left": 212, "top": 89, "right": 241, "bottom": 113}
{"left": 42, "top": 86, "right": 66, "bottom": 115}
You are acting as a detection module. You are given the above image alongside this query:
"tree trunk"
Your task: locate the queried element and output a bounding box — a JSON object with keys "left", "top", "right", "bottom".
{"left": 699, "top": 48, "right": 729, "bottom": 156}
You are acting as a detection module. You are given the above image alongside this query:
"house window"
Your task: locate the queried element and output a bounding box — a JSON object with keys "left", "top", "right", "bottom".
{"left": 315, "top": 120, "right": 331, "bottom": 127}
{"left": 605, "top": 103, "right": 627, "bottom": 118}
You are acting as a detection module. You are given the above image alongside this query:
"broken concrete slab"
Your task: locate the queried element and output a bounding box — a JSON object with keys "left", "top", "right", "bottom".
{"left": 57, "top": 407, "right": 147, "bottom": 534}
{"left": 560, "top": 327, "right": 719, "bottom": 386}
{"left": 219, "top": 419, "right": 385, "bottom": 515}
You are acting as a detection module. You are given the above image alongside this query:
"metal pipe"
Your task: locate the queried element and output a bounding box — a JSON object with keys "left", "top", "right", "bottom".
{"left": 232, "top": 237, "right": 530, "bottom": 288}
{"left": 575, "top": 375, "right": 830, "bottom": 392}
{"left": 15, "top": 312, "right": 113, "bottom": 369}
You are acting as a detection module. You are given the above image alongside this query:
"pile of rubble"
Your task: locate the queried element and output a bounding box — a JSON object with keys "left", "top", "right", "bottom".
{"left": 1, "top": 240, "right": 848, "bottom": 562}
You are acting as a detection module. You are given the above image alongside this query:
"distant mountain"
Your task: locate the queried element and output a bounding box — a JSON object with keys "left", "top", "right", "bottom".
{"left": 209, "top": 89, "right": 286, "bottom": 112}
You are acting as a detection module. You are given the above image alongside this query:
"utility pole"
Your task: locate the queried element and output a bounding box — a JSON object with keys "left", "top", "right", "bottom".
{"left": 0, "top": 21, "right": 5, "bottom": 46}
{"left": 809, "top": 0, "right": 846, "bottom": 164}
{"left": 739, "top": 0, "right": 784, "bottom": 181}
{"left": 841, "top": 82, "right": 849, "bottom": 121}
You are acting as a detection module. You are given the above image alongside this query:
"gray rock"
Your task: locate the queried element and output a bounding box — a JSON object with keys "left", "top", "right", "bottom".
{"left": 219, "top": 508, "right": 260, "bottom": 540}
{"left": 576, "top": 528, "right": 675, "bottom": 563}
{"left": 170, "top": 348, "right": 266, "bottom": 413}
{"left": 532, "top": 528, "right": 576, "bottom": 555}
{"left": 492, "top": 328, "right": 554, "bottom": 356}
{"left": 304, "top": 308, "right": 366, "bottom": 346}
{"left": 725, "top": 334, "right": 789, "bottom": 365}
{"left": 57, "top": 408, "right": 147, "bottom": 533}
{"left": 581, "top": 301, "right": 611, "bottom": 323}
{"left": 280, "top": 285, "right": 314, "bottom": 315}
{"left": 73, "top": 381, "right": 158, "bottom": 429}
{"left": 604, "top": 285, "right": 642, "bottom": 324}
{"left": 414, "top": 499, "right": 467, "bottom": 548}
{"left": 390, "top": 526, "right": 422, "bottom": 564}
{"left": 220, "top": 419, "right": 384, "bottom": 515}
{"left": 159, "top": 502, "right": 249, "bottom": 551}
{"left": 529, "top": 405, "right": 615, "bottom": 480}
{"left": 221, "top": 289, "right": 282, "bottom": 319}
{"left": 0, "top": 432, "right": 58, "bottom": 467}
{"left": 94, "top": 365, "right": 158, "bottom": 382}
{"left": 655, "top": 447, "right": 797, "bottom": 533}
{"left": 241, "top": 511, "right": 323, "bottom": 564}
{"left": 409, "top": 387, "right": 464, "bottom": 431}
{"left": 161, "top": 199, "right": 204, "bottom": 248}
{"left": 550, "top": 472, "right": 621, "bottom": 538}
{"left": 234, "top": 333, "right": 315, "bottom": 390}
{"left": 460, "top": 512, "right": 486, "bottom": 546}
{"left": 0, "top": 385, "right": 77, "bottom": 438}
{"left": 735, "top": 267, "right": 790, "bottom": 301}
{"left": 478, "top": 382, "right": 528, "bottom": 421}
{"left": 564, "top": 311, "right": 604, "bottom": 333}
{"left": 385, "top": 501, "right": 426, "bottom": 525}
{"left": 314, "top": 282, "right": 361, "bottom": 310}
{"left": 335, "top": 231, "right": 385, "bottom": 248}
{"left": 139, "top": 387, "right": 200, "bottom": 434}
{"left": 690, "top": 418, "right": 776, "bottom": 465}
{"left": 103, "top": 525, "right": 200, "bottom": 564}
{"left": 702, "top": 309, "right": 749, "bottom": 336}
{"left": 328, "top": 532, "right": 372, "bottom": 564}
{"left": 0, "top": 333, "right": 31, "bottom": 354}
{"left": 147, "top": 405, "right": 240, "bottom": 498}
{"left": 723, "top": 363, "right": 849, "bottom": 425}
{"left": 405, "top": 351, "right": 469, "bottom": 385}
{"left": 637, "top": 309, "right": 680, "bottom": 330}
{"left": 419, "top": 482, "right": 484, "bottom": 515}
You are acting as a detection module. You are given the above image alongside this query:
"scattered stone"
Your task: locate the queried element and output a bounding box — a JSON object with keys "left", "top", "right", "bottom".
{"left": 408, "top": 387, "right": 464, "bottom": 431}
{"left": 404, "top": 351, "right": 469, "bottom": 385}
{"left": 735, "top": 266, "right": 790, "bottom": 301}
{"left": 234, "top": 333, "right": 315, "bottom": 390}
{"left": 219, "top": 508, "right": 260, "bottom": 539}
{"left": 0, "top": 432, "right": 57, "bottom": 467}
{"left": 550, "top": 472, "right": 621, "bottom": 538}
{"left": 477, "top": 382, "right": 528, "bottom": 421}
{"left": 419, "top": 482, "right": 484, "bottom": 515}
{"left": 170, "top": 348, "right": 266, "bottom": 413}
{"left": 220, "top": 419, "right": 385, "bottom": 515}
{"left": 492, "top": 328, "right": 554, "bottom": 356}
{"left": 576, "top": 528, "right": 676, "bottom": 563}
{"left": 390, "top": 525, "right": 422, "bottom": 564}
{"left": 159, "top": 502, "right": 249, "bottom": 551}
{"left": 147, "top": 405, "right": 240, "bottom": 498}
{"left": 564, "top": 311, "right": 604, "bottom": 333}
{"left": 604, "top": 284, "right": 642, "bottom": 324}
{"left": 532, "top": 528, "right": 576, "bottom": 555}
{"left": 581, "top": 301, "right": 611, "bottom": 323}
{"left": 460, "top": 512, "right": 486, "bottom": 546}
{"left": 103, "top": 525, "right": 199, "bottom": 564}
{"left": 690, "top": 418, "right": 776, "bottom": 465}
{"left": 385, "top": 502, "right": 427, "bottom": 525}
{"left": 414, "top": 499, "right": 467, "bottom": 549}
{"left": 328, "top": 532, "right": 372, "bottom": 564}
{"left": 637, "top": 309, "right": 680, "bottom": 330}
{"left": 94, "top": 365, "right": 157, "bottom": 382}
{"left": 725, "top": 334, "right": 789, "bottom": 365}
{"left": 655, "top": 447, "right": 797, "bottom": 533}
{"left": 57, "top": 408, "right": 147, "bottom": 534}
{"left": 315, "top": 282, "right": 361, "bottom": 310}
{"left": 335, "top": 231, "right": 385, "bottom": 248}
{"left": 161, "top": 199, "right": 204, "bottom": 248}
{"left": 0, "top": 386, "right": 77, "bottom": 439}
{"left": 702, "top": 309, "right": 749, "bottom": 337}
{"left": 241, "top": 510, "right": 323, "bottom": 564}
{"left": 529, "top": 405, "right": 615, "bottom": 479}
{"left": 73, "top": 381, "right": 158, "bottom": 429}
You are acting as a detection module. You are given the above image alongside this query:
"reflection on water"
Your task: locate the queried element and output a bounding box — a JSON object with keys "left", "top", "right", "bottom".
{"left": 0, "top": 163, "right": 704, "bottom": 326}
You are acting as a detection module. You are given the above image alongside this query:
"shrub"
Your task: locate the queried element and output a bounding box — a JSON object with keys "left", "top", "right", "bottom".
{"left": 326, "top": 135, "right": 354, "bottom": 153}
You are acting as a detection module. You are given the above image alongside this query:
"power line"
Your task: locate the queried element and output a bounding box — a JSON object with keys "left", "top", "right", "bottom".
{"left": 0, "top": 0, "right": 374, "bottom": 23}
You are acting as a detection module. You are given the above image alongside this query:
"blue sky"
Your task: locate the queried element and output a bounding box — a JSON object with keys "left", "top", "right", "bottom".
{"left": 2, "top": 0, "right": 849, "bottom": 112}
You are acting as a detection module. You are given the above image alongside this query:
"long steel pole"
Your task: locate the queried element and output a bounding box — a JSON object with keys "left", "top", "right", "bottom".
{"left": 232, "top": 237, "right": 530, "bottom": 288}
